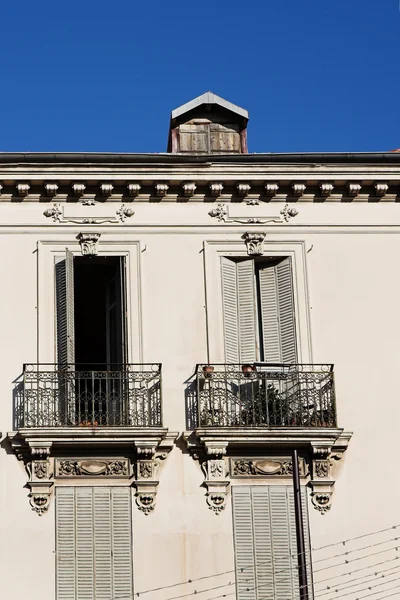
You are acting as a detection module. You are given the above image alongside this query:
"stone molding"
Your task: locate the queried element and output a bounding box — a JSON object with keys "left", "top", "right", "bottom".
{"left": 7, "top": 428, "right": 177, "bottom": 516}
{"left": 77, "top": 232, "right": 101, "bottom": 256}
{"left": 184, "top": 428, "right": 351, "bottom": 514}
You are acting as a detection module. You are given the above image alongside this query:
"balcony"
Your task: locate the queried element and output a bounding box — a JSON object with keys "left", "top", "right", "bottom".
{"left": 196, "top": 363, "right": 337, "bottom": 428}
{"left": 15, "top": 363, "right": 163, "bottom": 428}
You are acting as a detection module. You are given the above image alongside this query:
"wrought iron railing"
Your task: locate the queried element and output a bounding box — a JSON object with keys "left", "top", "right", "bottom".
{"left": 196, "top": 363, "right": 337, "bottom": 428}
{"left": 16, "top": 364, "right": 162, "bottom": 428}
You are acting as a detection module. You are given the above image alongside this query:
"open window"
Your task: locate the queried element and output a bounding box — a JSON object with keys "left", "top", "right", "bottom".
{"left": 55, "top": 250, "right": 128, "bottom": 425}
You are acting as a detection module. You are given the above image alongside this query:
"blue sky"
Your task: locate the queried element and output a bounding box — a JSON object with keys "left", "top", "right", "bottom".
{"left": 1, "top": 0, "right": 399, "bottom": 153}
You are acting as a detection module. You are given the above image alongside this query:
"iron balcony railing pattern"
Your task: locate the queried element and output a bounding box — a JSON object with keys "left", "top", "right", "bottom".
{"left": 17, "top": 364, "right": 162, "bottom": 428}
{"left": 196, "top": 363, "right": 337, "bottom": 428}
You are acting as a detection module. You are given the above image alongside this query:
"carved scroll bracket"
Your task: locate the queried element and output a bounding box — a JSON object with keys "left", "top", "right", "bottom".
{"left": 201, "top": 442, "right": 230, "bottom": 515}
{"left": 133, "top": 434, "right": 177, "bottom": 515}
{"left": 26, "top": 441, "right": 54, "bottom": 516}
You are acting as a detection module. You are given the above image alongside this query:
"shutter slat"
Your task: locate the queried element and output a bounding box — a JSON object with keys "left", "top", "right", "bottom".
{"left": 221, "top": 257, "right": 240, "bottom": 363}
{"left": 94, "top": 488, "right": 113, "bottom": 599}
{"left": 237, "top": 260, "right": 257, "bottom": 363}
{"left": 258, "top": 265, "right": 281, "bottom": 362}
{"left": 251, "top": 487, "right": 274, "bottom": 600}
{"left": 232, "top": 487, "right": 256, "bottom": 600}
{"left": 56, "top": 488, "right": 76, "bottom": 600}
{"left": 277, "top": 258, "right": 297, "bottom": 363}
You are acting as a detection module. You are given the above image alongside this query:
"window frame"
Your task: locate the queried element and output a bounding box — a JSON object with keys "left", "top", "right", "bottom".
{"left": 37, "top": 240, "right": 143, "bottom": 364}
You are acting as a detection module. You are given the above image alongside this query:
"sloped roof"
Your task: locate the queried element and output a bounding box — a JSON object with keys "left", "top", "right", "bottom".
{"left": 171, "top": 91, "right": 248, "bottom": 121}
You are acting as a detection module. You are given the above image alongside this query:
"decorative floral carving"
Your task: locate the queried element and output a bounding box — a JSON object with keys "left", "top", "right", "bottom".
{"left": 311, "top": 492, "right": 332, "bottom": 515}
{"left": 233, "top": 460, "right": 256, "bottom": 475}
{"left": 280, "top": 204, "right": 299, "bottom": 222}
{"left": 128, "top": 183, "right": 141, "bottom": 196}
{"left": 77, "top": 232, "right": 101, "bottom": 256}
{"left": 231, "top": 458, "right": 300, "bottom": 477}
{"left": 29, "top": 494, "right": 51, "bottom": 516}
{"left": 208, "top": 203, "right": 227, "bottom": 222}
{"left": 136, "top": 493, "right": 156, "bottom": 515}
{"left": 81, "top": 198, "right": 96, "bottom": 206}
{"left": 116, "top": 204, "right": 135, "bottom": 222}
{"left": 106, "top": 461, "right": 128, "bottom": 476}
{"left": 59, "top": 460, "right": 81, "bottom": 476}
{"left": 246, "top": 198, "right": 259, "bottom": 205}
{"left": 206, "top": 493, "right": 226, "bottom": 514}
{"left": 315, "top": 460, "right": 329, "bottom": 478}
{"left": 209, "top": 460, "right": 224, "bottom": 478}
{"left": 209, "top": 183, "right": 224, "bottom": 196}
{"left": 43, "top": 203, "right": 62, "bottom": 222}
{"left": 242, "top": 231, "right": 266, "bottom": 256}
{"left": 34, "top": 462, "right": 48, "bottom": 479}
{"left": 139, "top": 462, "right": 153, "bottom": 478}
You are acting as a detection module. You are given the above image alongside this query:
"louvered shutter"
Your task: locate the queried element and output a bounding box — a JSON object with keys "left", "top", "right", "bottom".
{"left": 232, "top": 485, "right": 313, "bottom": 600}
{"left": 56, "top": 487, "right": 133, "bottom": 600}
{"left": 56, "top": 487, "right": 76, "bottom": 600}
{"left": 277, "top": 258, "right": 297, "bottom": 363}
{"left": 111, "top": 487, "right": 134, "bottom": 599}
{"left": 221, "top": 258, "right": 257, "bottom": 363}
{"left": 221, "top": 257, "right": 240, "bottom": 362}
{"left": 258, "top": 258, "right": 297, "bottom": 363}
{"left": 56, "top": 249, "right": 75, "bottom": 366}
{"left": 237, "top": 260, "right": 257, "bottom": 363}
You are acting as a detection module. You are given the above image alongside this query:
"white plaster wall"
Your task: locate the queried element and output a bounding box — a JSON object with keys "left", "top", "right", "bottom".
{"left": 0, "top": 199, "right": 399, "bottom": 598}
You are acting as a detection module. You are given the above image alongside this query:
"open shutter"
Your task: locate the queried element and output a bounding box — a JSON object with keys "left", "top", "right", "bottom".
{"left": 56, "top": 487, "right": 133, "bottom": 600}
{"left": 277, "top": 258, "right": 297, "bottom": 363}
{"left": 221, "top": 258, "right": 257, "bottom": 363}
{"left": 221, "top": 257, "right": 240, "bottom": 363}
{"left": 56, "top": 248, "right": 75, "bottom": 366}
{"left": 232, "top": 485, "right": 313, "bottom": 600}
{"left": 258, "top": 258, "right": 297, "bottom": 363}
{"left": 56, "top": 487, "right": 76, "bottom": 600}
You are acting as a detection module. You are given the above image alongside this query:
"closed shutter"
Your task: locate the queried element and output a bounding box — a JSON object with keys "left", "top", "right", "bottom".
{"left": 232, "top": 485, "right": 313, "bottom": 600}
{"left": 56, "top": 248, "right": 75, "bottom": 366}
{"left": 221, "top": 258, "right": 257, "bottom": 363}
{"left": 56, "top": 487, "right": 133, "bottom": 600}
{"left": 258, "top": 258, "right": 297, "bottom": 363}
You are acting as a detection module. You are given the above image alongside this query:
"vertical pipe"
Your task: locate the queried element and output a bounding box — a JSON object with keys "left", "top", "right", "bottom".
{"left": 292, "top": 448, "right": 309, "bottom": 600}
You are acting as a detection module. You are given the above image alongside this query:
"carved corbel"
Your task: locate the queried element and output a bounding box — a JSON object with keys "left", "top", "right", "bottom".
{"left": 265, "top": 182, "right": 279, "bottom": 196}
{"left": 242, "top": 231, "right": 266, "bottom": 256}
{"left": 237, "top": 183, "right": 251, "bottom": 197}
{"left": 155, "top": 183, "right": 169, "bottom": 197}
{"left": 17, "top": 183, "right": 30, "bottom": 196}
{"left": 375, "top": 183, "right": 389, "bottom": 197}
{"left": 26, "top": 442, "right": 54, "bottom": 516}
{"left": 133, "top": 438, "right": 175, "bottom": 515}
{"left": 292, "top": 183, "right": 306, "bottom": 197}
{"left": 128, "top": 183, "right": 141, "bottom": 197}
{"left": 45, "top": 183, "right": 59, "bottom": 197}
{"left": 182, "top": 182, "right": 197, "bottom": 197}
{"left": 209, "top": 183, "right": 224, "bottom": 197}
{"left": 201, "top": 442, "right": 230, "bottom": 515}
{"left": 77, "top": 232, "right": 101, "bottom": 256}
{"left": 320, "top": 183, "right": 334, "bottom": 197}
{"left": 309, "top": 443, "right": 334, "bottom": 515}
{"left": 72, "top": 183, "right": 86, "bottom": 197}
{"left": 100, "top": 183, "right": 114, "bottom": 196}
{"left": 348, "top": 183, "right": 361, "bottom": 197}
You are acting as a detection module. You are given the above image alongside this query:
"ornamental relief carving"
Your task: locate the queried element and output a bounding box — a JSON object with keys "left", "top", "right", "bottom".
{"left": 230, "top": 457, "right": 306, "bottom": 477}
{"left": 56, "top": 459, "right": 129, "bottom": 478}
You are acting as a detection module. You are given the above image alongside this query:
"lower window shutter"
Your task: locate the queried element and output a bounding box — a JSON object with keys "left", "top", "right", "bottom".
{"left": 56, "top": 487, "right": 133, "bottom": 600}
{"left": 56, "top": 487, "right": 76, "bottom": 600}
{"left": 232, "top": 485, "right": 313, "bottom": 600}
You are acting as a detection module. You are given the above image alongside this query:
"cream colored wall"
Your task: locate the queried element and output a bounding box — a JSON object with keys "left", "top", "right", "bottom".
{"left": 0, "top": 199, "right": 399, "bottom": 598}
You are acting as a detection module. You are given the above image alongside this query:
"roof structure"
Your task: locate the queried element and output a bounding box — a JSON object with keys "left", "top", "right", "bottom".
{"left": 171, "top": 91, "right": 249, "bottom": 122}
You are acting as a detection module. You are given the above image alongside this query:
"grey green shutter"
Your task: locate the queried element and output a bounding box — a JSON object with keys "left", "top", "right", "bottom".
{"left": 221, "top": 258, "right": 257, "bottom": 363}
{"left": 56, "top": 248, "right": 75, "bottom": 366}
{"left": 232, "top": 485, "right": 313, "bottom": 600}
{"left": 56, "top": 487, "right": 133, "bottom": 600}
{"left": 258, "top": 258, "right": 297, "bottom": 363}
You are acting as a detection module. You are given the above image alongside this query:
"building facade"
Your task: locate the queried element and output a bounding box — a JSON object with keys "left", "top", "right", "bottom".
{"left": 0, "top": 92, "right": 398, "bottom": 600}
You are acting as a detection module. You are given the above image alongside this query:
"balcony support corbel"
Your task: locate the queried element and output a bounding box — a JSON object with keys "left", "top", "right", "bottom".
{"left": 26, "top": 441, "right": 54, "bottom": 516}
{"left": 202, "top": 442, "right": 230, "bottom": 515}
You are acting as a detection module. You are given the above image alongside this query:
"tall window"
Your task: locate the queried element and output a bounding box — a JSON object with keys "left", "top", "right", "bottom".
{"left": 221, "top": 256, "right": 297, "bottom": 363}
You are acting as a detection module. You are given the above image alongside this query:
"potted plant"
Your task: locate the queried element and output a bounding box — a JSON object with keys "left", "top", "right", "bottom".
{"left": 203, "top": 365, "right": 215, "bottom": 378}
{"left": 242, "top": 364, "right": 256, "bottom": 378}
